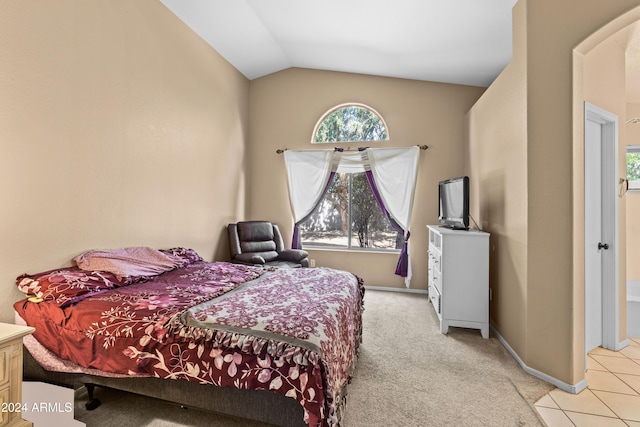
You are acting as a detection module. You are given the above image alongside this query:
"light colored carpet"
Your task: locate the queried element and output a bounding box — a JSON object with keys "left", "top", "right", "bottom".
{"left": 340, "top": 290, "right": 552, "bottom": 427}
{"left": 73, "top": 289, "right": 553, "bottom": 426}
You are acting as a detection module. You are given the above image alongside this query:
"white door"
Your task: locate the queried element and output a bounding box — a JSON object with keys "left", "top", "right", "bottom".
{"left": 585, "top": 118, "right": 603, "bottom": 353}
{"left": 584, "top": 102, "right": 620, "bottom": 355}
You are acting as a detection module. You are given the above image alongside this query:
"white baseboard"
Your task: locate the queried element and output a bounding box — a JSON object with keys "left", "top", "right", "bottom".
{"left": 490, "top": 324, "right": 588, "bottom": 395}
{"left": 615, "top": 339, "right": 631, "bottom": 351}
{"left": 364, "top": 286, "right": 428, "bottom": 295}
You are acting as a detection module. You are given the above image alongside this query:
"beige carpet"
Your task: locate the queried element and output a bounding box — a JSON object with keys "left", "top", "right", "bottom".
{"left": 73, "top": 289, "right": 553, "bottom": 426}
{"left": 340, "top": 290, "right": 553, "bottom": 426}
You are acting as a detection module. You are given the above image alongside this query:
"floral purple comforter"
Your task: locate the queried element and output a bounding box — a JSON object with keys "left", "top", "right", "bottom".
{"left": 15, "top": 256, "right": 364, "bottom": 427}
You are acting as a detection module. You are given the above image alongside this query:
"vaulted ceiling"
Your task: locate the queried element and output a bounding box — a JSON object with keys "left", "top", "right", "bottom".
{"left": 160, "top": 0, "right": 517, "bottom": 88}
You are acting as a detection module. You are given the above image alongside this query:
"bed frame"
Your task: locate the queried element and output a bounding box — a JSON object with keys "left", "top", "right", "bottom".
{"left": 23, "top": 348, "right": 306, "bottom": 426}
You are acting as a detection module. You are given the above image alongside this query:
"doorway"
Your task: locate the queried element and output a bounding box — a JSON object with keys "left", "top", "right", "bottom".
{"left": 584, "top": 102, "right": 620, "bottom": 355}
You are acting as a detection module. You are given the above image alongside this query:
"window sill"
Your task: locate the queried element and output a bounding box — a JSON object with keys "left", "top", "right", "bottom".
{"left": 302, "top": 246, "right": 400, "bottom": 254}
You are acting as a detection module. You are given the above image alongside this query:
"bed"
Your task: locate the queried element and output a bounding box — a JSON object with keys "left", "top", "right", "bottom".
{"left": 13, "top": 247, "right": 364, "bottom": 426}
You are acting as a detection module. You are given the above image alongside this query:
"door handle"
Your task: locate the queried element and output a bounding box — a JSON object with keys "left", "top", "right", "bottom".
{"left": 598, "top": 242, "right": 609, "bottom": 250}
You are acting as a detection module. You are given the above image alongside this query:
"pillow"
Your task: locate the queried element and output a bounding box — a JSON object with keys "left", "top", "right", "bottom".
{"left": 16, "top": 267, "right": 123, "bottom": 307}
{"left": 74, "top": 247, "right": 185, "bottom": 281}
{"left": 159, "top": 247, "right": 203, "bottom": 264}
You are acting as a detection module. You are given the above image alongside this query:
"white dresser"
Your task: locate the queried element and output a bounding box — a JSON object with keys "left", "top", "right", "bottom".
{"left": 0, "top": 323, "right": 35, "bottom": 427}
{"left": 427, "top": 225, "right": 490, "bottom": 339}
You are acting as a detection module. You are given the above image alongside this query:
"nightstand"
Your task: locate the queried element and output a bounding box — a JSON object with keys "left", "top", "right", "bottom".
{"left": 0, "top": 323, "right": 35, "bottom": 427}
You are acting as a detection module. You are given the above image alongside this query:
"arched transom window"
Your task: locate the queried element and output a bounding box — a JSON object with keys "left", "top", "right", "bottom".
{"left": 312, "top": 103, "right": 389, "bottom": 143}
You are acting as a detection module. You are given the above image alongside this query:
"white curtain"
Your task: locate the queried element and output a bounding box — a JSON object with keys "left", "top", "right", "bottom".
{"left": 368, "top": 147, "right": 420, "bottom": 287}
{"left": 283, "top": 147, "right": 420, "bottom": 286}
{"left": 283, "top": 150, "right": 335, "bottom": 246}
{"left": 334, "top": 150, "right": 368, "bottom": 173}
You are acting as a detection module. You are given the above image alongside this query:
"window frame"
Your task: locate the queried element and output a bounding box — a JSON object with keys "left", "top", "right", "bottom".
{"left": 310, "top": 102, "right": 390, "bottom": 144}
{"left": 300, "top": 172, "right": 401, "bottom": 253}
{"left": 301, "top": 102, "right": 399, "bottom": 252}
{"left": 627, "top": 145, "right": 640, "bottom": 192}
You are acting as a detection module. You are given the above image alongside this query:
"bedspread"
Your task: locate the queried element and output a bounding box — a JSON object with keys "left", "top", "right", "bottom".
{"left": 14, "top": 259, "right": 364, "bottom": 427}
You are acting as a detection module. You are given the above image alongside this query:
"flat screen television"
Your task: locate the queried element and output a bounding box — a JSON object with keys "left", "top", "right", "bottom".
{"left": 438, "top": 176, "right": 469, "bottom": 230}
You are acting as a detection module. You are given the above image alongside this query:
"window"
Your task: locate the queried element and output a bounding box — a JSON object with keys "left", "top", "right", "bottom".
{"left": 312, "top": 103, "right": 388, "bottom": 143}
{"left": 299, "top": 172, "right": 402, "bottom": 250}
{"left": 299, "top": 103, "right": 399, "bottom": 251}
{"left": 628, "top": 145, "right": 640, "bottom": 191}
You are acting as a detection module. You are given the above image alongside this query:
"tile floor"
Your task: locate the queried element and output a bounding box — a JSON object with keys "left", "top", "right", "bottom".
{"left": 535, "top": 338, "right": 640, "bottom": 427}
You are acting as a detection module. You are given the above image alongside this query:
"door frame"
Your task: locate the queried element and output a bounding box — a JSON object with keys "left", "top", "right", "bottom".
{"left": 584, "top": 102, "right": 621, "bottom": 353}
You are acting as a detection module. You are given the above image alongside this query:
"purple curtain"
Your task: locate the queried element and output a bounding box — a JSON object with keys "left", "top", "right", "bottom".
{"left": 291, "top": 171, "right": 336, "bottom": 249}
{"left": 365, "top": 170, "right": 409, "bottom": 277}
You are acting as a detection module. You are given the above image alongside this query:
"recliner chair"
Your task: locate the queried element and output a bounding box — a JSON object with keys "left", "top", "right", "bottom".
{"left": 227, "top": 221, "right": 309, "bottom": 268}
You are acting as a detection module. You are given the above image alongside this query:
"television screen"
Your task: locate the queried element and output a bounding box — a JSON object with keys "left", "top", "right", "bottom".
{"left": 438, "top": 176, "right": 469, "bottom": 229}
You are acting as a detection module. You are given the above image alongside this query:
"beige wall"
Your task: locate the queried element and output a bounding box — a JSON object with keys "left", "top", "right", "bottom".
{"left": 248, "top": 68, "right": 484, "bottom": 289}
{"left": 466, "top": 0, "right": 529, "bottom": 368}
{"left": 566, "top": 1, "right": 640, "bottom": 384}
{"left": 467, "top": 0, "right": 640, "bottom": 388}
{"left": 626, "top": 104, "right": 640, "bottom": 281}
{"left": 532, "top": 0, "right": 640, "bottom": 386}
{"left": 0, "top": 0, "right": 250, "bottom": 323}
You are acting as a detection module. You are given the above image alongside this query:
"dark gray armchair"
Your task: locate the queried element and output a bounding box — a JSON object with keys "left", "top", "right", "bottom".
{"left": 227, "top": 221, "right": 309, "bottom": 268}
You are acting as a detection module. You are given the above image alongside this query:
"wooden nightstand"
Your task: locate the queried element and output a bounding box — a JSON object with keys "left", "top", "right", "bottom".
{"left": 0, "top": 323, "right": 35, "bottom": 427}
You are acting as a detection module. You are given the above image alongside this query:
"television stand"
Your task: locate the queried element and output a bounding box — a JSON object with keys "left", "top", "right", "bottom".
{"left": 427, "top": 225, "right": 490, "bottom": 338}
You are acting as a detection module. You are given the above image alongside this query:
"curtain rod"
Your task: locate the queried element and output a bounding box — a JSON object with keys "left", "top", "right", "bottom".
{"left": 276, "top": 144, "right": 428, "bottom": 154}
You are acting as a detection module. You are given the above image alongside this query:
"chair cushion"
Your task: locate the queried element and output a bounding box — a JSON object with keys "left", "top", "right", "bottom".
{"left": 233, "top": 253, "right": 267, "bottom": 265}
{"left": 240, "top": 241, "right": 277, "bottom": 254}
{"left": 237, "top": 222, "right": 274, "bottom": 242}
{"left": 242, "top": 249, "right": 278, "bottom": 262}
{"left": 277, "top": 249, "right": 308, "bottom": 263}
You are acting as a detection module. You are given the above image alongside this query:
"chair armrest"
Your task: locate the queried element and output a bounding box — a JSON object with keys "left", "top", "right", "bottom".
{"left": 277, "top": 249, "right": 309, "bottom": 263}
{"left": 234, "top": 253, "right": 266, "bottom": 265}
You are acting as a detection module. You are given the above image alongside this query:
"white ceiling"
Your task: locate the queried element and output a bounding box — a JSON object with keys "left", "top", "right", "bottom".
{"left": 159, "top": 0, "right": 518, "bottom": 88}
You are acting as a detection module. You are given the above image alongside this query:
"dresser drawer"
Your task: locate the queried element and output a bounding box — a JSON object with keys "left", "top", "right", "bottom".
{"left": 0, "top": 347, "right": 9, "bottom": 389}
{"left": 0, "top": 386, "right": 9, "bottom": 426}
{"left": 429, "top": 283, "right": 441, "bottom": 316}
{"left": 431, "top": 268, "right": 442, "bottom": 294}
{"left": 428, "top": 248, "right": 441, "bottom": 270}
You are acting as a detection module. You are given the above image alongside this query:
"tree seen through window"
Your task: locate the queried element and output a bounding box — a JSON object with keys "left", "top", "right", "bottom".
{"left": 299, "top": 173, "right": 401, "bottom": 250}
{"left": 302, "top": 103, "right": 399, "bottom": 250}
{"left": 628, "top": 146, "right": 640, "bottom": 190}
{"left": 313, "top": 104, "right": 388, "bottom": 143}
